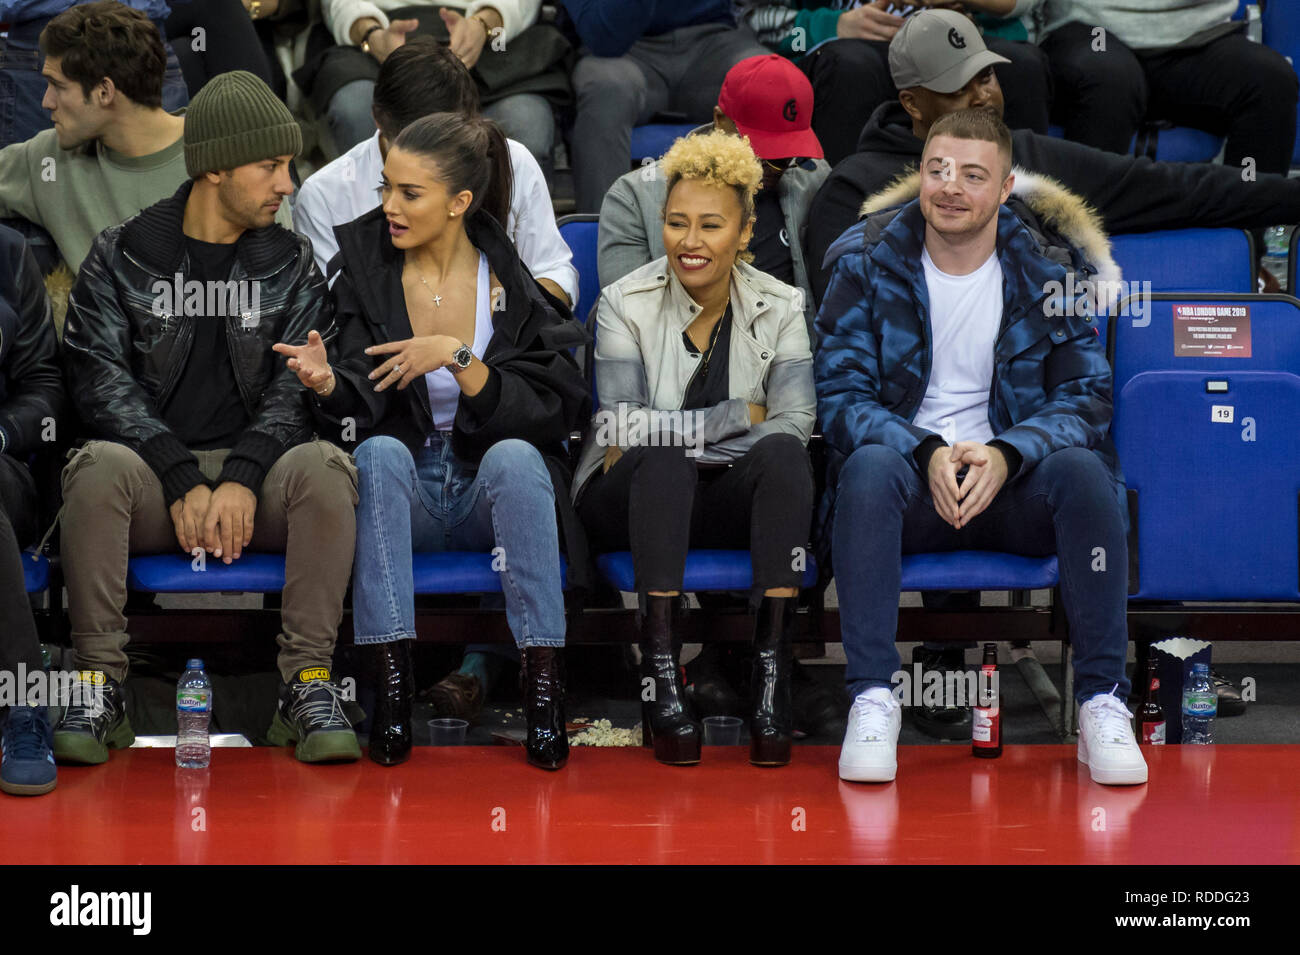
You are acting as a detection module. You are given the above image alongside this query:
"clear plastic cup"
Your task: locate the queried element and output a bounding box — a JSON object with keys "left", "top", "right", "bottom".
{"left": 702, "top": 715, "right": 743, "bottom": 746}
{"left": 428, "top": 718, "right": 469, "bottom": 746}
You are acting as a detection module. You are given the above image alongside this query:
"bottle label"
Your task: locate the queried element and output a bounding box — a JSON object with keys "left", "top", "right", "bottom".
{"left": 973, "top": 707, "right": 998, "bottom": 745}
{"left": 178, "top": 689, "right": 210, "bottom": 713}
{"left": 1149, "top": 676, "right": 1160, "bottom": 693}
{"left": 1182, "top": 694, "right": 1216, "bottom": 717}
{"left": 1142, "top": 720, "right": 1166, "bottom": 744}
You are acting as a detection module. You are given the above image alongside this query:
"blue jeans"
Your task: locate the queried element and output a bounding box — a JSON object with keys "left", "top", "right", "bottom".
{"left": 831, "top": 445, "right": 1130, "bottom": 704}
{"left": 0, "top": 21, "right": 188, "bottom": 148}
{"left": 352, "top": 434, "right": 565, "bottom": 648}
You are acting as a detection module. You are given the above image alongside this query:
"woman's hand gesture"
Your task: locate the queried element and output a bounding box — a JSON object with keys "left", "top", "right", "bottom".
{"left": 272, "top": 329, "right": 335, "bottom": 396}
{"left": 365, "top": 335, "right": 461, "bottom": 391}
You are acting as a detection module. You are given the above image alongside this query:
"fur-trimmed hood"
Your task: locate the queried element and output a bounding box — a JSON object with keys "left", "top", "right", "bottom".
{"left": 859, "top": 166, "right": 1123, "bottom": 311}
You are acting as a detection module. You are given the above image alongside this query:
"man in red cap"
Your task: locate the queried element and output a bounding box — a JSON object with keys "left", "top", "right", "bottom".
{"left": 599, "top": 54, "right": 828, "bottom": 334}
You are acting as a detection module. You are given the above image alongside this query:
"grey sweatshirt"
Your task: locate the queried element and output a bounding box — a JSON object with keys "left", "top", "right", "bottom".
{"left": 1042, "top": 0, "right": 1239, "bottom": 50}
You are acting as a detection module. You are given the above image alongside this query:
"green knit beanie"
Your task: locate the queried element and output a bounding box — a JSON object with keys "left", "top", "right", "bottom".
{"left": 184, "top": 71, "right": 302, "bottom": 178}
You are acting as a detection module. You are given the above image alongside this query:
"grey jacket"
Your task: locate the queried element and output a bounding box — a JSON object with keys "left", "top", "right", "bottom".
{"left": 573, "top": 256, "right": 815, "bottom": 499}
{"left": 596, "top": 126, "right": 829, "bottom": 333}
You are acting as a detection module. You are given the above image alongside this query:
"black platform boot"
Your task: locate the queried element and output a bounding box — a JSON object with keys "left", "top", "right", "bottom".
{"left": 750, "top": 596, "right": 795, "bottom": 766}
{"left": 522, "top": 646, "right": 569, "bottom": 770}
{"left": 639, "top": 595, "right": 701, "bottom": 765}
{"left": 369, "top": 640, "right": 414, "bottom": 766}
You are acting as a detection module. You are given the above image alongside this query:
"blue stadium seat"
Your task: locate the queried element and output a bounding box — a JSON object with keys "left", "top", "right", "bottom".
{"left": 128, "top": 553, "right": 287, "bottom": 593}
{"left": 1110, "top": 229, "right": 1255, "bottom": 295}
{"left": 630, "top": 123, "right": 696, "bottom": 163}
{"left": 126, "top": 551, "right": 569, "bottom": 595}
{"left": 899, "top": 552, "right": 1058, "bottom": 592}
{"left": 1261, "top": 0, "right": 1300, "bottom": 164}
{"left": 596, "top": 549, "right": 818, "bottom": 593}
{"left": 1137, "top": 125, "right": 1224, "bottom": 163}
{"left": 22, "top": 550, "right": 49, "bottom": 594}
{"left": 557, "top": 213, "right": 600, "bottom": 320}
{"left": 1108, "top": 293, "right": 1300, "bottom": 600}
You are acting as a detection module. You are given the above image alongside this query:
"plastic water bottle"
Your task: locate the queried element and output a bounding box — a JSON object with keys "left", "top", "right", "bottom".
{"left": 1180, "top": 663, "right": 1216, "bottom": 745}
{"left": 1265, "top": 225, "right": 1289, "bottom": 259}
{"left": 176, "top": 659, "right": 212, "bottom": 768}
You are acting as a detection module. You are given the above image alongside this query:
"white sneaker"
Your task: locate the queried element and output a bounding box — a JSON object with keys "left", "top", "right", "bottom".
{"left": 1078, "top": 688, "right": 1149, "bottom": 785}
{"left": 839, "top": 687, "right": 902, "bottom": 782}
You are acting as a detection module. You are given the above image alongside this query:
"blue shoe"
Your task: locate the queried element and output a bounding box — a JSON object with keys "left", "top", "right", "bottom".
{"left": 1, "top": 705, "right": 57, "bottom": 796}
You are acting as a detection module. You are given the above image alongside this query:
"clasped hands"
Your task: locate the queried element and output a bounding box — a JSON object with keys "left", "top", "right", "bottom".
{"left": 169, "top": 482, "right": 257, "bottom": 565}
{"left": 927, "top": 440, "right": 1008, "bottom": 529}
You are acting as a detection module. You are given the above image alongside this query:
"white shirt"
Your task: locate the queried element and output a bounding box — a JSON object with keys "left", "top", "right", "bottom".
{"left": 914, "top": 245, "right": 1003, "bottom": 446}
{"left": 293, "top": 132, "right": 579, "bottom": 306}
{"left": 425, "top": 251, "right": 495, "bottom": 432}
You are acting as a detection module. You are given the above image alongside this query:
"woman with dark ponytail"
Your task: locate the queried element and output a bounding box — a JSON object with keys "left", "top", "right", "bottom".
{"left": 274, "top": 112, "right": 589, "bottom": 770}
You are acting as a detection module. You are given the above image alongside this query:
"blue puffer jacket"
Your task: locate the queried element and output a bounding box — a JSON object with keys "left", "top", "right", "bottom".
{"left": 813, "top": 189, "right": 1126, "bottom": 556}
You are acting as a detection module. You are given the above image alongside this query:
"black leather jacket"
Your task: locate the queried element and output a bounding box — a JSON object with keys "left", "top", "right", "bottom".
{"left": 62, "top": 181, "right": 333, "bottom": 504}
{"left": 0, "top": 224, "right": 64, "bottom": 458}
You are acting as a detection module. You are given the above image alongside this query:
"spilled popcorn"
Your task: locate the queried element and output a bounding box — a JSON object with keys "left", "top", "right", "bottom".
{"left": 568, "top": 719, "right": 643, "bottom": 747}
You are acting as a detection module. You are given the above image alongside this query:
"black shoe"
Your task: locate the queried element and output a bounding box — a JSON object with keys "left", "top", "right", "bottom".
{"left": 52, "top": 672, "right": 134, "bottom": 765}
{"left": 908, "top": 646, "right": 973, "bottom": 740}
{"left": 750, "top": 596, "right": 794, "bottom": 766}
{"left": 267, "top": 666, "right": 361, "bottom": 763}
{"left": 368, "top": 642, "right": 414, "bottom": 766}
{"left": 1213, "top": 671, "right": 1246, "bottom": 717}
{"left": 521, "top": 647, "right": 568, "bottom": 770}
{"left": 791, "top": 660, "right": 848, "bottom": 740}
{"left": 685, "top": 643, "right": 745, "bottom": 717}
{"left": 639, "top": 596, "right": 701, "bottom": 765}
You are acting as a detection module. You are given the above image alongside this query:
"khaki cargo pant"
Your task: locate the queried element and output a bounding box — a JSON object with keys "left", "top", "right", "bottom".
{"left": 60, "top": 439, "right": 358, "bottom": 684}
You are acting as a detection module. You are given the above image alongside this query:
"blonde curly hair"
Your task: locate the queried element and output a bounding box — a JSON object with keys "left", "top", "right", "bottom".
{"left": 659, "top": 130, "right": 763, "bottom": 262}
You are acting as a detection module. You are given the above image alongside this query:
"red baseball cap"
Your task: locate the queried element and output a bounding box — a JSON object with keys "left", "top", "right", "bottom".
{"left": 717, "top": 54, "right": 823, "bottom": 161}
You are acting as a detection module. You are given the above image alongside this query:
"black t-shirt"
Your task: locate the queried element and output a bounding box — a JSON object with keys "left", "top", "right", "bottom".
{"left": 161, "top": 237, "right": 251, "bottom": 450}
{"left": 681, "top": 304, "right": 732, "bottom": 411}
{"left": 748, "top": 187, "right": 795, "bottom": 286}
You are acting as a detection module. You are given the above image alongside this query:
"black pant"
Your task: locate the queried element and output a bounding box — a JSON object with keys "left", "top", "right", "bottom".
{"left": 0, "top": 453, "right": 44, "bottom": 679}
{"left": 165, "top": 0, "right": 274, "bottom": 97}
{"left": 800, "top": 36, "right": 1052, "bottom": 166}
{"left": 578, "top": 433, "right": 814, "bottom": 598}
{"left": 1042, "top": 20, "right": 1299, "bottom": 175}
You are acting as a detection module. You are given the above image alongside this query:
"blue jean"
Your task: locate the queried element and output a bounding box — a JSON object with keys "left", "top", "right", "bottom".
{"left": 351, "top": 434, "right": 565, "bottom": 648}
{"left": 0, "top": 21, "right": 188, "bottom": 148}
{"left": 831, "top": 445, "right": 1130, "bottom": 704}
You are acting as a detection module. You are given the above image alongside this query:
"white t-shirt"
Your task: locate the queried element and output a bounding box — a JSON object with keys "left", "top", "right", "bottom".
{"left": 293, "top": 132, "right": 579, "bottom": 306}
{"left": 425, "top": 251, "right": 495, "bottom": 432}
{"left": 914, "top": 245, "right": 1003, "bottom": 446}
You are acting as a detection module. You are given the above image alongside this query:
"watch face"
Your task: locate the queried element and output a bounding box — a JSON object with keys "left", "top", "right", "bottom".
{"left": 453, "top": 344, "right": 472, "bottom": 369}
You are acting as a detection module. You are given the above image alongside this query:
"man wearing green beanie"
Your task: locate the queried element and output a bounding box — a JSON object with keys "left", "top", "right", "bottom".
{"left": 57, "top": 70, "right": 364, "bottom": 766}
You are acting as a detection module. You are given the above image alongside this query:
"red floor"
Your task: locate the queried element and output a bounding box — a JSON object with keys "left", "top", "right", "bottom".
{"left": 1, "top": 745, "right": 1295, "bottom": 864}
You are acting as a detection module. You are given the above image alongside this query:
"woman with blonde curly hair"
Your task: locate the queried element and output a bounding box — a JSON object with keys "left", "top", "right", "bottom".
{"left": 574, "top": 130, "right": 816, "bottom": 767}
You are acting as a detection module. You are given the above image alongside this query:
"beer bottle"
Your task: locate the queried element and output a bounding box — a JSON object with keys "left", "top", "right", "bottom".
{"left": 972, "top": 643, "right": 1002, "bottom": 758}
{"left": 1138, "top": 656, "right": 1166, "bottom": 744}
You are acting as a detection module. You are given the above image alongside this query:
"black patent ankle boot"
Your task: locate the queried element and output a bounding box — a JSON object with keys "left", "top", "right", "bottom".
{"left": 369, "top": 640, "right": 413, "bottom": 766}
{"left": 750, "top": 596, "right": 795, "bottom": 766}
{"left": 639, "top": 595, "right": 701, "bottom": 765}
{"left": 522, "top": 646, "right": 568, "bottom": 770}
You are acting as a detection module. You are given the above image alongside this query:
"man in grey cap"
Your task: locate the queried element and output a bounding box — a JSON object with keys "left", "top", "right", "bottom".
{"left": 777, "top": 2, "right": 1049, "bottom": 165}
{"left": 57, "top": 70, "right": 365, "bottom": 768}
{"left": 806, "top": 6, "right": 1300, "bottom": 304}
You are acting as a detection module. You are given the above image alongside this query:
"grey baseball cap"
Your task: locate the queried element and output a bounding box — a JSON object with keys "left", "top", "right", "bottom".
{"left": 888, "top": 9, "right": 1010, "bottom": 94}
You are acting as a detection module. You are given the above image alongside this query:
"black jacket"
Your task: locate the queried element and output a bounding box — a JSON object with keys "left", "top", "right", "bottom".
{"left": 0, "top": 225, "right": 64, "bottom": 458}
{"left": 805, "top": 101, "right": 1300, "bottom": 306}
{"left": 62, "top": 181, "right": 331, "bottom": 505}
{"left": 318, "top": 206, "right": 594, "bottom": 590}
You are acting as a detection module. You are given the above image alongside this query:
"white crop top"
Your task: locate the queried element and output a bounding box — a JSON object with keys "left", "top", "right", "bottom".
{"left": 424, "top": 251, "right": 494, "bottom": 432}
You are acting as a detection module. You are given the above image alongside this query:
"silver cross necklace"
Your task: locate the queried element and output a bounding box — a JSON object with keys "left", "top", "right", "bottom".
{"left": 411, "top": 258, "right": 443, "bottom": 307}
